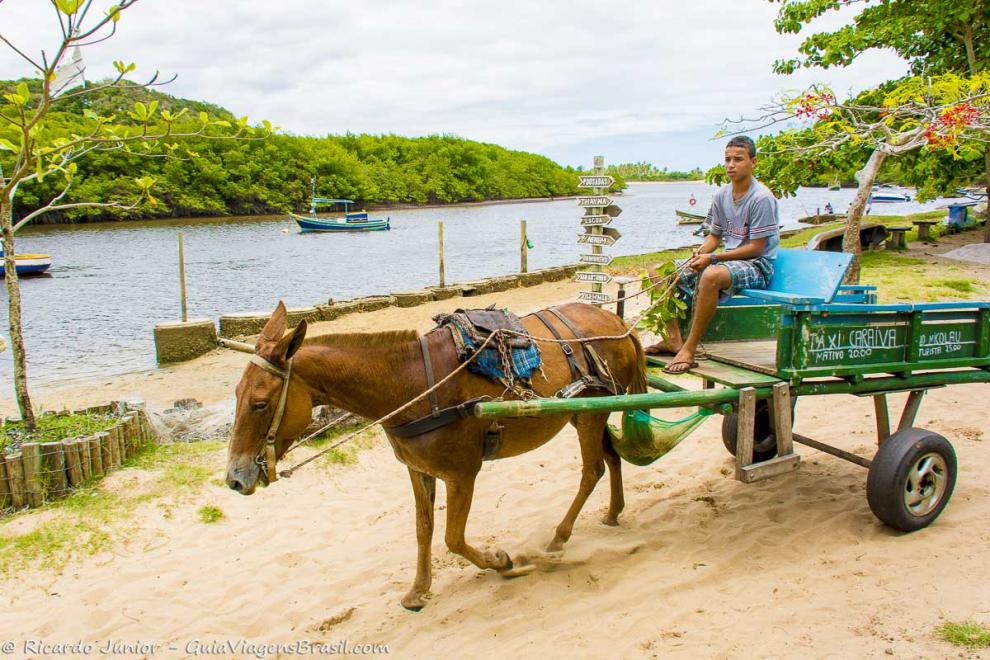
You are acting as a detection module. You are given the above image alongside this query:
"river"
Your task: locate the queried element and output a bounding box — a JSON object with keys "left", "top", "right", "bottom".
{"left": 0, "top": 181, "right": 945, "bottom": 390}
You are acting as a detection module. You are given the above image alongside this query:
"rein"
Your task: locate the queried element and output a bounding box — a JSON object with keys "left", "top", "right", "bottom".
{"left": 242, "top": 274, "right": 688, "bottom": 479}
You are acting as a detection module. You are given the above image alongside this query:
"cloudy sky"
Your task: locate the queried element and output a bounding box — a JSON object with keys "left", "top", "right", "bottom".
{"left": 0, "top": 0, "right": 908, "bottom": 170}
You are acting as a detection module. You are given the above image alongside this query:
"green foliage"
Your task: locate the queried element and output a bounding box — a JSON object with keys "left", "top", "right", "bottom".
{"left": 606, "top": 162, "right": 704, "bottom": 182}
{"left": 771, "top": 0, "right": 990, "bottom": 76}
{"left": 2, "top": 411, "right": 116, "bottom": 452}
{"left": 197, "top": 505, "right": 224, "bottom": 524}
{"left": 936, "top": 620, "right": 990, "bottom": 648}
{"left": 1, "top": 80, "right": 583, "bottom": 222}
{"left": 638, "top": 260, "right": 688, "bottom": 337}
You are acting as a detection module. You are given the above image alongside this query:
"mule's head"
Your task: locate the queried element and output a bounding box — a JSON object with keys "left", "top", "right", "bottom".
{"left": 225, "top": 301, "right": 313, "bottom": 495}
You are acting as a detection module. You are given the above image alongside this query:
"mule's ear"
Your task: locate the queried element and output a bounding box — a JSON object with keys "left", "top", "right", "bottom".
{"left": 259, "top": 301, "right": 288, "bottom": 345}
{"left": 277, "top": 319, "right": 307, "bottom": 361}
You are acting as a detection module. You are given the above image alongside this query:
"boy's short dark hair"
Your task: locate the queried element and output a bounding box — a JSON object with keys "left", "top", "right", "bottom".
{"left": 726, "top": 135, "right": 756, "bottom": 158}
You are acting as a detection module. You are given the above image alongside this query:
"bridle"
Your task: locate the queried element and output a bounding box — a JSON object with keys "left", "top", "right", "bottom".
{"left": 248, "top": 354, "right": 294, "bottom": 484}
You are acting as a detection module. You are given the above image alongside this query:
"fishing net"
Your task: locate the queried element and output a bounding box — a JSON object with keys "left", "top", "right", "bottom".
{"left": 607, "top": 407, "right": 714, "bottom": 466}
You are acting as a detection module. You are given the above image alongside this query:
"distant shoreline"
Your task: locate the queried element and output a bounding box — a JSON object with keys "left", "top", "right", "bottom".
{"left": 624, "top": 180, "right": 706, "bottom": 185}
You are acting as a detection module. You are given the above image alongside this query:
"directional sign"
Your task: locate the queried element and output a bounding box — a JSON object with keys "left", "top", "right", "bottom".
{"left": 575, "top": 271, "right": 613, "bottom": 284}
{"left": 579, "top": 253, "right": 614, "bottom": 265}
{"left": 580, "top": 214, "right": 612, "bottom": 226}
{"left": 604, "top": 204, "right": 622, "bottom": 218}
{"left": 578, "top": 175, "right": 615, "bottom": 188}
{"left": 578, "top": 196, "right": 613, "bottom": 207}
{"left": 577, "top": 226, "right": 621, "bottom": 246}
{"left": 578, "top": 291, "right": 612, "bottom": 304}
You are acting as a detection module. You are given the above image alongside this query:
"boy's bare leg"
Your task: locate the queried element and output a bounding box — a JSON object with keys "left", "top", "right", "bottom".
{"left": 666, "top": 266, "right": 731, "bottom": 374}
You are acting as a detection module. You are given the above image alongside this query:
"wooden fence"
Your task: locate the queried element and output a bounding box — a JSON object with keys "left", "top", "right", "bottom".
{"left": 0, "top": 401, "right": 156, "bottom": 511}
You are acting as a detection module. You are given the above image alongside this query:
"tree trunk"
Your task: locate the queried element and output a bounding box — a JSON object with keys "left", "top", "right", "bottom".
{"left": 842, "top": 148, "right": 888, "bottom": 284}
{"left": 1, "top": 197, "right": 36, "bottom": 430}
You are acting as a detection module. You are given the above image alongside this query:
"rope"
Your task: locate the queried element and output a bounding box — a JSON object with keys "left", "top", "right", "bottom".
{"left": 278, "top": 263, "right": 692, "bottom": 477}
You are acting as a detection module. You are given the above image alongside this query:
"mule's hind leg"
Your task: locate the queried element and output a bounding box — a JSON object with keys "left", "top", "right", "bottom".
{"left": 443, "top": 472, "right": 525, "bottom": 575}
{"left": 547, "top": 413, "right": 610, "bottom": 553}
{"left": 402, "top": 468, "right": 436, "bottom": 611}
{"left": 602, "top": 429, "right": 624, "bottom": 526}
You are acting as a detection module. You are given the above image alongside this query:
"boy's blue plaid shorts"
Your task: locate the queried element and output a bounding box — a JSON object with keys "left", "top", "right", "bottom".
{"left": 677, "top": 256, "right": 775, "bottom": 304}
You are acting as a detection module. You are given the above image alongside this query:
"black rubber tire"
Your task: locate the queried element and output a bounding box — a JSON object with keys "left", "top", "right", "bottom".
{"left": 721, "top": 400, "right": 779, "bottom": 463}
{"left": 866, "top": 428, "right": 957, "bottom": 532}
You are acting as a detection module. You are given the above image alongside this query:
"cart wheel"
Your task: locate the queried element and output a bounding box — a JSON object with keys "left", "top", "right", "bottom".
{"left": 721, "top": 401, "right": 779, "bottom": 462}
{"left": 866, "top": 428, "right": 956, "bottom": 532}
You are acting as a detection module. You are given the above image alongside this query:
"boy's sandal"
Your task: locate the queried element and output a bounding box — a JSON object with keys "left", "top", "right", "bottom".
{"left": 662, "top": 360, "right": 699, "bottom": 375}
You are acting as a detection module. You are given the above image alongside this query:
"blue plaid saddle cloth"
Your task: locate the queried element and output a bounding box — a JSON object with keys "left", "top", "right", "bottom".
{"left": 434, "top": 308, "right": 541, "bottom": 383}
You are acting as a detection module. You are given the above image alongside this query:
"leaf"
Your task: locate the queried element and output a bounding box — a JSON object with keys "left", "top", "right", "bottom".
{"left": 106, "top": 4, "right": 122, "bottom": 22}
{"left": 0, "top": 138, "right": 17, "bottom": 152}
{"left": 199, "top": 111, "right": 209, "bottom": 124}
{"left": 17, "top": 82, "right": 29, "bottom": 102}
{"left": 212, "top": 120, "right": 231, "bottom": 128}
{"left": 54, "top": 0, "right": 83, "bottom": 15}
{"left": 134, "top": 176, "right": 156, "bottom": 190}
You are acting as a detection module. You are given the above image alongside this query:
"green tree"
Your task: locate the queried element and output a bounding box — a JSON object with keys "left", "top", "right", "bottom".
{"left": 709, "top": 74, "right": 990, "bottom": 281}
{"left": 0, "top": 0, "right": 266, "bottom": 429}
{"left": 772, "top": 0, "right": 990, "bottom": 240}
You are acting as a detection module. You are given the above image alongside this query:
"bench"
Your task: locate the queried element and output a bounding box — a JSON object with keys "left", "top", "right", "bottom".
{"left": 886, "top": 226, "right": 910, "bottom": 250}
{"left": 738, "top": 248, "right": 853, "bottom": 306}
{"left": 912, "top": 220, "right": 938, "bottom": 242}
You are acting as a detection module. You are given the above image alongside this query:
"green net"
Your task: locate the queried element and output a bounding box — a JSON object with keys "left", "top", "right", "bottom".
{"left": 607, "top": 407, "right": 714, "bottom": 466}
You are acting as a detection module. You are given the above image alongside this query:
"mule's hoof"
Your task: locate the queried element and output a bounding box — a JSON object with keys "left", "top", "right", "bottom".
{"left": 603, "top": 516, "right": 620, "bottom": 527}
{"left": 546, "top": 539, "right": 565, "bottom": 554}
{"left": 542, "top": 549, "right": 564, "bottom": 562}
{"left": 401, "top": 590, "right": 429, "bottom": 611}
{"left": 499, "top": 562, "right": 536, "bottom": 578}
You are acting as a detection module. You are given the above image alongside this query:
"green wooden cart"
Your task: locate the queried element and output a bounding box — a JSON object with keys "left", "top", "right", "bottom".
{"left": 475, "top": 249, "right": 990, "bottom": 532}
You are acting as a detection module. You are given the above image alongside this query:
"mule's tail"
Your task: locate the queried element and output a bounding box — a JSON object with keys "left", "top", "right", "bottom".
{"left": 627, "top": 330, "right": 648, "bottom": 394}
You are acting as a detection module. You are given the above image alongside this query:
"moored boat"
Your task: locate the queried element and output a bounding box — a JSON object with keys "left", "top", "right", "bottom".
{"left": 675, "top": 209, "right": 705, "bottom": 225}
{"left": 807, "top": 223, "right": 887, "bottom": 252}
{"left": 0, "top": 251, "right": 52, "bottom": 276}
{"left": 798, "top": 213, "right": 847, "bottom": 225}
{"left": 292, "top": 180, "right": 390, "bottom": 233}
{"left": 868, "top": 191, "right": 911, "bottom": 203}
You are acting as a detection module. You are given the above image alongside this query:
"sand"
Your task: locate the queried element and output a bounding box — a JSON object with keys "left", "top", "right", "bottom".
{"left": 1, "top": 276, "right": 989, "bottom": 658}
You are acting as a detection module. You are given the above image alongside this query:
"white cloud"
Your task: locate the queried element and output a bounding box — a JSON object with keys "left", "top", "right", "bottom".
{"left": 0, "top": 0, "right": 908, "bottom": 167}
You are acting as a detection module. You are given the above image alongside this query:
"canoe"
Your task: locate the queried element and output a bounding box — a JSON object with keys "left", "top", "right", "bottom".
{"left": 291, "top": 212, "right": 390, "bottom": 233}
{"left": 0, "top": 251, "right": 52, "bottom": 276}
{"left": 675, "top": 209, "right": 705, "bottom": 225}
{"left": 807, "top": 223, "right": 887, "bottom": 252}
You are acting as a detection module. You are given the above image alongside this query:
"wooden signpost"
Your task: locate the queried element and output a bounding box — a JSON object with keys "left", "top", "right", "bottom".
{"left": 576, "top": 157, "right": 620, "bottom": 305}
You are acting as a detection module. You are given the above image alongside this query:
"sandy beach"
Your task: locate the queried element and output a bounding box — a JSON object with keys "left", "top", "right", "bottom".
{"left": 1, "top": 248, "right": 989, "bottom": 659}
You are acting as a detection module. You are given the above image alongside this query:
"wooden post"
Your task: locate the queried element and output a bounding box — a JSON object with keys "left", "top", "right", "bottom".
{"left": 40, "top": 441, "right": 68, "bottom": 499}
{"left": 873, "top": 394, "right": 890, "bottom": 444}
{"left": 178, "top": 232, "right": 188, "bottom": 322}
{"left": 0, "top": 459, "right": 10, "bottom": 509}
{"left": 108, "top": 426, "right": 121, "bottom": 469}
{"left": 734, "top": 388, "right": 756, "bottom": 479}
{"left": 898, "top": 390, "right": 926, "bottom": 431}
{"left": 78, "top": 437, "right": 92, "bottom": 481}
{"left": 520, "top": 220, "right": 528, "bottom": 273}
{"left": 438, "top": 222, "right": 445, "bottom": 288}
{"left": 125, "top": 414, "right": 139, "bottom": 456}
{"left": 6, "top": 453, "right": 26, "bottom": 508}
{"left": 63, "top": 438, "right": 83, "bottom": 487}
{"left": 101, "top": 428, "right": 114, "bottom": 471}
{"left": 20, "top": 442, "right": 44, "bottom": 507}
{"left": 771, "top": 382, "right": 794, "bottom": 456}
{"left": 90, "top": 433, "right": 106, "bottom": 478}
{"left": 592, "top": 156, "right": 604, "bottom": 296}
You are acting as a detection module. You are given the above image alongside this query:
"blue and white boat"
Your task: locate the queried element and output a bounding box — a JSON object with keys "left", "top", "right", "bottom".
{"left": 868, "top": 185, "right": 911, "bottom": 203}
{"left": 291, "top": 181, "right": 390, "bottom": 233}
{"left": 0, "top": 250, "right": 52, "bottom": 276}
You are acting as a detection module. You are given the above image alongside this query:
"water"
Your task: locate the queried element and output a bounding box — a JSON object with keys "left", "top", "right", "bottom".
{"left": 0, "top": 181, "right": 946, "bottom": 388}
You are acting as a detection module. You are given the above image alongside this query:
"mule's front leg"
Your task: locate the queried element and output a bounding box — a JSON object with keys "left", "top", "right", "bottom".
{"left": 402, "top": 468, "right": 436, "bottom": 611}
{"left": 444, "top": 475, "right": 528, "bottom": 576}
{"left": 548, "top": 414, "right": 609, "bottom": 553}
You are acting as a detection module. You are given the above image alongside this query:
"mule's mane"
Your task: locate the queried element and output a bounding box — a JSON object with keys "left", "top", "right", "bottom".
{"left": 303, "top": 329, "right": 419, "bottom": 349}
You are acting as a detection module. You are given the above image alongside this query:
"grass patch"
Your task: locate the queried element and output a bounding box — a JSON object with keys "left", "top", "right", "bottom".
{"left": 197, "top": 505, "right": 224, "bottom": 524}
{"left": 2, "top": 411, "right": 117, "bottom": 453}
{"left": 860, "top": 251, "right": 989, "bottom": 303}
{"left": 936, "top": 621, "right": 990, "bottom": 648}
{"left": 0, "top": 440, "right": 227, "bottom": 573}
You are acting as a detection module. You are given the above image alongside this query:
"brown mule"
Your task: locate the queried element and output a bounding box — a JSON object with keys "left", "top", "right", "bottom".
{"left": 225, "top": 300, "right": 647, "bottom": 610}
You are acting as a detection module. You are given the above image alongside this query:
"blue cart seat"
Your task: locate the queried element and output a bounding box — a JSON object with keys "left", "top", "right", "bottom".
{"left": 739, "top": 248, "right": 852, "bottom": 306}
